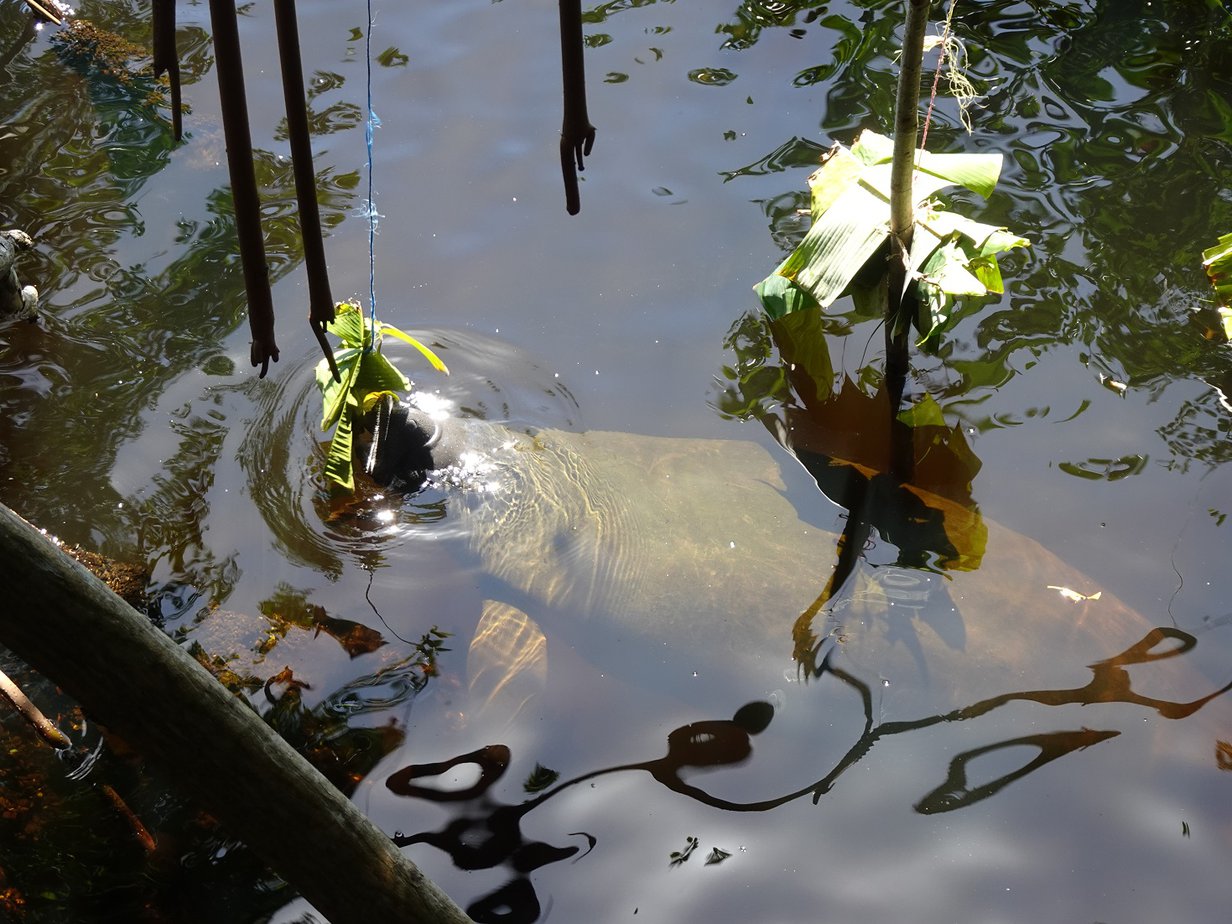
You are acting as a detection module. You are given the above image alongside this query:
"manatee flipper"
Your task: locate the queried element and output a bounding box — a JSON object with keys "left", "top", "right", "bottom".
{"left": 467, "top": 600, "right": 548, "bottom": 726}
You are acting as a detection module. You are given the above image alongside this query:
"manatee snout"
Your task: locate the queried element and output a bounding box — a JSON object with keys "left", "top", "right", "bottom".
{"left": 366, "top": 401, "right": 465, "bottom": 489}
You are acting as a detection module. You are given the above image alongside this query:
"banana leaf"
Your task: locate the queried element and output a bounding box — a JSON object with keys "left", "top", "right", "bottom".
{"left": 314, "top": 301, "right": 448, "bottom": 493}
{"left": 756, "top": 130, "right": 1027, "bottom": 337}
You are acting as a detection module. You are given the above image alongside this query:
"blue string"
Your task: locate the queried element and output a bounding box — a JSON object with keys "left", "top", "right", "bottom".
{"left": 364, "top": 0, "right": 379, "bottom": 351}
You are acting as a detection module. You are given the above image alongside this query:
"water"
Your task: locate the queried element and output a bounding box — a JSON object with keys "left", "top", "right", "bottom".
{"left": 1, "top": 0, "right": 1231, "bottom": 921}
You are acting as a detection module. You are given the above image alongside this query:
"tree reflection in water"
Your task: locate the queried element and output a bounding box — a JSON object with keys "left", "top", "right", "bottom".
{"left": 388, "top": 627, "right": 1230, "bottom": 922}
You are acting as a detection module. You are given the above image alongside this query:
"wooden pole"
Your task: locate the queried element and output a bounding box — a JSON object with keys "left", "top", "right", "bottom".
{"left": 208, "top": 0, "right": 281, "bottom": 377}
{"left": 0, "top": 666, "right": 71, "bottom": 750}
{"left": 272, "top": 0, "right": 340, "bottom": 382}
{"left": 558, "top": 0, "right": 595, "bottom": 215}
{"left": 0, "top": 503, "right": 470, "bottom": 924}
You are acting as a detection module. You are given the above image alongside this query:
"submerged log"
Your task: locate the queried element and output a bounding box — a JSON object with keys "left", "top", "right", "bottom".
{"left": 0, "top": 503, "right": 469, "bottom": 924}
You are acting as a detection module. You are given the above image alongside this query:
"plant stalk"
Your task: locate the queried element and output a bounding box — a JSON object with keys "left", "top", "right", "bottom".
{"left": 889, "top": 0, "right": 933, "bottom": 260}
{"left": 885, "top": 0, "right": 931, "bottom": 468}
{"left": 0, "top": 666, "right": 71, "bottom": 750}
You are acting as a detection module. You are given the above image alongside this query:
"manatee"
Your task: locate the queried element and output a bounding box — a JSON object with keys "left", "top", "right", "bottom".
{"left": 368, "top": 400, "right": 1232, "bottom": 731}
{"left": 277, "top": 364, "right": 1232, "bottom": 924}
{"left": 357, "top": 397, "right": 1231, "bottom": 924}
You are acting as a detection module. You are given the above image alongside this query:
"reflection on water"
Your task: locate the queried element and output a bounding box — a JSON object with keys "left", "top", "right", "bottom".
{"left": 388, "top": 704, "right": 771, "bottom": 923}
{"left": 386, "top": 620, "right": 1230, "bottom": 920}
{"left": 357, "top": 382, "right": 1230, "bottom": 922}
{"left": 1, "top": 0, "right": 1231, "bottom": 922}
{"left": 238, "top": 330, "right": 581, "bottom": 583}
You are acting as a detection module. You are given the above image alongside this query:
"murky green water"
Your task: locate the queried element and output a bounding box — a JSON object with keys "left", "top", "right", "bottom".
{"left": 2, "top": 1, "right": 1230, "bottom": 921}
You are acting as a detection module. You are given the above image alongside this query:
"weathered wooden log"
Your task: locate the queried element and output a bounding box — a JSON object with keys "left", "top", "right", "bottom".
{"left": 0, "top": 503, "right": 470, "bottom": 924}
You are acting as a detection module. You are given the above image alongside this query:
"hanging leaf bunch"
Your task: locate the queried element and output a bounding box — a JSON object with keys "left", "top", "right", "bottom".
{"left": 314, "top": 301, "right": 448, "bottom": 493}
{"left": 755, "top": 129, "right": 1029, "bottom": 349}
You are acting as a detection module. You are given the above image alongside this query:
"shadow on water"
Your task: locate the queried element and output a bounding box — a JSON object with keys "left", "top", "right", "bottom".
{"left": 2, "top": 0, "right": 1232, "bottom": 921}
{"left": 386, "top": 609, "right": 1229, "bottom": 923}
{"left": 378, "top": 307, "right": 1232, "bottom": 921}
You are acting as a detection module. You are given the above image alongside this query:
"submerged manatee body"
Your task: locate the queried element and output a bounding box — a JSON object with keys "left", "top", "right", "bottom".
{"left": 364, "top": 399, "right": 1231, "bottom": 924}
{"left": 373, "top": 404, "right": 1223, "bottom": 722}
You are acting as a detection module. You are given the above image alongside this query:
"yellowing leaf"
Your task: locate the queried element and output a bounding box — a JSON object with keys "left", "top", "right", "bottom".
{"left": 378, "top": 324, "right": 450, "bottom": 374}
{"left": 807, "top": 144, "right": 865, "bottom": 218}
{"left": 361, "top": 389, "right": 400, "bottom": 415}
{"left": 1202, "top": 232, "right": 1232, "bottom": 301}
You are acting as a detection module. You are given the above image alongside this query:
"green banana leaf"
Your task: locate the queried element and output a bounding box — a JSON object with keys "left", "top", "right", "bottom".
{"left": 317, "top": 347, "right": 362, "bottom": 431}
{"left": 909, "top": 209, "right": 1029, "bottom": 348}
{"left": 323, "top": 402, "right": 356, "bottom": 493}
{"left": 313, "top": 300, "right": 449, "bottom": 494}
{"left": 756, "top": 130, "right": 1027, "bottom": 339}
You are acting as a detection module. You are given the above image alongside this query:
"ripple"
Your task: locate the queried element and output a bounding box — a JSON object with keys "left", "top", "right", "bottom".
{"left": 688, "top": 67, "right": 737, "bottom": 86}
{"left": 238, "top": 329, "right": 584, "bottom": 578}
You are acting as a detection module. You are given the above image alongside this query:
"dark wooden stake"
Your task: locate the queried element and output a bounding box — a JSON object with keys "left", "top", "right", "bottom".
{"left": 0, "top": 503, "right": 471, "bottom": 924}
{"left": 208, "top": 0, "right": 280, "bottom": 377}
{"left": 889, "top": 0, "right": 933, "bottom": 265}
{"left": 558, "top": 0, "right": 595, "bottom": 215}
{"left": 152, "top": 0, "right": 183, "bottom": 141}
{"left": 272, "top": 0, "right": 339, "bottom": 381}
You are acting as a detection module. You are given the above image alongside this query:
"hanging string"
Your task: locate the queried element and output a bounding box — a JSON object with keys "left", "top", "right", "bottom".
{"left": 919, "top": 0, "right": 960, "bottom": 152}
{"left": 364, "top": 0, "right": 380, "bottom": 351}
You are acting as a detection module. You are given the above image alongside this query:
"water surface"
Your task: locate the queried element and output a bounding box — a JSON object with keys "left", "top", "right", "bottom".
{"left": 1, "top": 1, "right": 1230, "bottom": 921}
